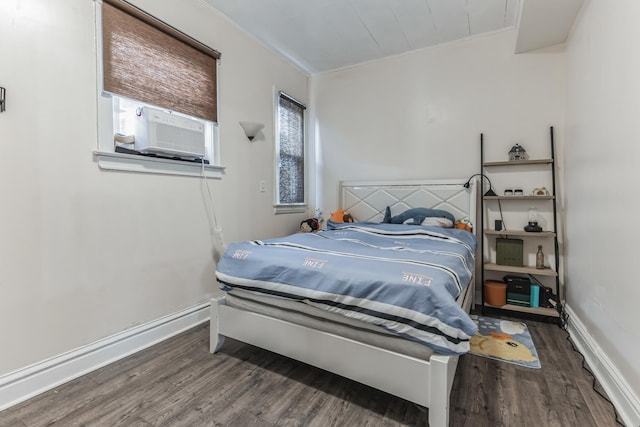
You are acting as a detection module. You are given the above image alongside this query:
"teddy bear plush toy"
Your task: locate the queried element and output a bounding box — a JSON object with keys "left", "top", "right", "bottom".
{"left": 329, "top": 209, "right": 355, "bottom": 223}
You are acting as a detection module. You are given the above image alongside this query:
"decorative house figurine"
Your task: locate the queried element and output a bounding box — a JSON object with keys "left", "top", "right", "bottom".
{"left": 508, "top": 143, "right": 527, "bottom": 161}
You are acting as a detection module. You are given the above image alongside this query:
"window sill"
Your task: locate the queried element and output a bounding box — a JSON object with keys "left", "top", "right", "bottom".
{"left": 274, "top": 205, "right": 307, "bottom": 214}
{"left": 94, "top": 151, "right": 225, "bottom": 179}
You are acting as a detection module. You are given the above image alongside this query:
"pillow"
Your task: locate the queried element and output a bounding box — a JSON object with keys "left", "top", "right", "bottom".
{"left": 383, "top": 206, "right": 455, "bottom": 227}
{"left": 418, "top": 217, "right": 454, "bottom": 228}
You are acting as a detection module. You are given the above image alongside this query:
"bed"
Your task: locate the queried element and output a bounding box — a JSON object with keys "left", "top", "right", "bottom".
{"left": 210, "top": 179, "right": 479, "bottom": 427}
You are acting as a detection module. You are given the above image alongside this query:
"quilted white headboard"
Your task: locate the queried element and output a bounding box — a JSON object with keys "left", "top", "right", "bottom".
{"left": 339, "top": 179, "right": 477, "bottom": 225}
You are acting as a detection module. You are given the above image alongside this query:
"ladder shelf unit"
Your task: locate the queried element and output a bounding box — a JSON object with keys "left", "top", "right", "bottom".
{"left": 480, "top": 127, "right": 561, "bottom": 321}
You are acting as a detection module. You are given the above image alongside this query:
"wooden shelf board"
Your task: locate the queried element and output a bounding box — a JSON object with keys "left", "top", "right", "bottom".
{"left": 483, "top": 159, "right": 553, "bottom": 167}
{"left": 483, "top": 303, "right": 560, "bottom": 318}
{"left": 484, "top": 195, "right": 554, "bottom": 200}
{"left": 483, "top": 230, "right": 556, "bottom": 237}
{"left": 484, "top": 263, "right": 558, "bottom": 276}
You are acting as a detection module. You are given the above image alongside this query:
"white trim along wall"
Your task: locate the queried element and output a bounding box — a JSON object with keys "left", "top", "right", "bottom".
{"left": 564, "top": 305, "right": 640, "bottom": 427}
{"left": 0, "top": 303, "right": 210, "bottom": 412}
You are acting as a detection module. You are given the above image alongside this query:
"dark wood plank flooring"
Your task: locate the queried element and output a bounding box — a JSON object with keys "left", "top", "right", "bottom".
{"left": 0, "top": 317, "right": 622, "bottom": 426}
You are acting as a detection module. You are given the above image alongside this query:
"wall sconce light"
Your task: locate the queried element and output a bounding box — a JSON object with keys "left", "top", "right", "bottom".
{"left": 0, "top": 87, "right": 5, "bottom": 113}
{"left": 239, "top": 121, "right": 264, "bottom": 141}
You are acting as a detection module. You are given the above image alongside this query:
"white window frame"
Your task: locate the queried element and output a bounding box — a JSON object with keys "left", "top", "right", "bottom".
{"left": 274, "top": 90, "right": 307, "bottom": 214}
{"left": 92, "top": 0, "right": 225, "bottom": 179}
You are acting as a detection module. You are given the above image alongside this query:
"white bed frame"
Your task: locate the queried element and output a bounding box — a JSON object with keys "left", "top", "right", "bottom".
{"left": 210, "top": 179, "right": 478, "bottom": 427}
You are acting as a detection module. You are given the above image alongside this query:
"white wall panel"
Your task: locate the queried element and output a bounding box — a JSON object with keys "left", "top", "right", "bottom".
{"left": 311, "top": 30, "right": 565, "bottom": 214}
{"left": 564, "top": 0, "right": 640, "bottom": 416}
{"left": 0, "top": 0, "right": 308, "bottom": 375}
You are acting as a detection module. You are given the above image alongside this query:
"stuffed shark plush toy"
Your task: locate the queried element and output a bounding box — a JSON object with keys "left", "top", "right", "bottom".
{"left": 382, "top": 206, "right": 455, "bottom": 226}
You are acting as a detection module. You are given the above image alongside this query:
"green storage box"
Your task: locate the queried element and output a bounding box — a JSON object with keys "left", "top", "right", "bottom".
{"left": 496, "top": 238, "right": 523, "bottom": 267}
{"left": 507, "top": 292, "right": 530, "bottom": 307}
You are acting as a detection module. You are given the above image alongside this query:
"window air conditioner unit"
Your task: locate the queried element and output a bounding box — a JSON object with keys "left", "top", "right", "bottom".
{"left": 134, "top": 107, "right": 206, "bottom": 159}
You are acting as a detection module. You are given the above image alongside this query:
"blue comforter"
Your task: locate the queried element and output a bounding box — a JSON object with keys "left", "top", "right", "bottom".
{"left": 216, "top": 222, "right": 478, "bottom": 355}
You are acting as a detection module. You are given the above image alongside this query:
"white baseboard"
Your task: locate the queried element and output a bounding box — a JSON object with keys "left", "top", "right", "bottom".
{"left": 0, "top": 302, "right": 210, "bottom": 412}
{"left": 565, "top": 304, "right": 640, "bottom": 427}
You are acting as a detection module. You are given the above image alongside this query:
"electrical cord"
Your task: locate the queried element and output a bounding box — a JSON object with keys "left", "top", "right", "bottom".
{"left": 200, "top": 159, "right": 227, "bottom": 260}
{"left": 558, "top": 306, "right": 626, "bottom": 426}
{"left": 520, "top": 275, "right": 624, "bottom": 426}
{"left": 200, "top": 159, "right": 219, "bottom": 228}
{"left": 497, "top": 198, "right": 507, "bottom": 231}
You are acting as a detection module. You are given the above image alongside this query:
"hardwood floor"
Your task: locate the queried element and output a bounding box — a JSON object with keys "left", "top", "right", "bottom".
{"left": 0, "top": 317, "right": 622, "bottom": 426}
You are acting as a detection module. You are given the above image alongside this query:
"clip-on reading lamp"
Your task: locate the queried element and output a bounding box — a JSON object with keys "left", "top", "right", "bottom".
{"left": 463, "top": 173, "right": 496, "bottom": 196}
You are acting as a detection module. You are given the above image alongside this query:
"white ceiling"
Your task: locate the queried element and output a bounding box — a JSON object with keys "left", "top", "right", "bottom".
{"left": 203, "top": 0, "right": 584, "bottom": 74}
{"left": 515, "top": 0, "right": 584, "bottom": 53}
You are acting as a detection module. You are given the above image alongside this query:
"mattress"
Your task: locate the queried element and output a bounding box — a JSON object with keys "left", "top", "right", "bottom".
{"left": 216, "top": 222, "right": 478, "bottom": 355}
{"left": 224, "top": 281, "right": 473, "bottom": 360}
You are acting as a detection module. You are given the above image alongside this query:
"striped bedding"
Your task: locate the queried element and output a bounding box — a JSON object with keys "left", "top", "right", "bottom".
{"left": 215, "top": 221, "right": 478, "bottom": 355}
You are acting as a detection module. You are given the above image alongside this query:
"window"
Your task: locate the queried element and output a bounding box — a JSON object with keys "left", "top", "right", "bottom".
{"left": 95, "top": 0, "right": 224, "bottom": 178}
{"left": 276, "top": 92, "right": 306, "bottom": 207}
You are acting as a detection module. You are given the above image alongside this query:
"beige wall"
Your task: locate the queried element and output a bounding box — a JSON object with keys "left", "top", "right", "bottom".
{"left": 564, "top": 0, "right": 640, "bottom": 408}
{"left": 6, "top": 2, "right": 638, "bottom": 420}
{"left": 311, "top": 30, "right": 566, "bottom": 215}
{"left": 0, "top": 0, "right": 308, "bottom": 375}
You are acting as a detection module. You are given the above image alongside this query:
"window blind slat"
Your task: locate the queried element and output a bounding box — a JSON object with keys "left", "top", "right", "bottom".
{"left": 278, "top": 94, "right": 305, "bottom": 204}
{"left": 102, "top": 2, "right": 218, "bottom": 122}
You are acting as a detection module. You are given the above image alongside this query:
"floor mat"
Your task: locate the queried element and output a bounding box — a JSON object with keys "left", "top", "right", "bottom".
{"left": 469, "top": 315, "right": 541, "bottom": 369}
